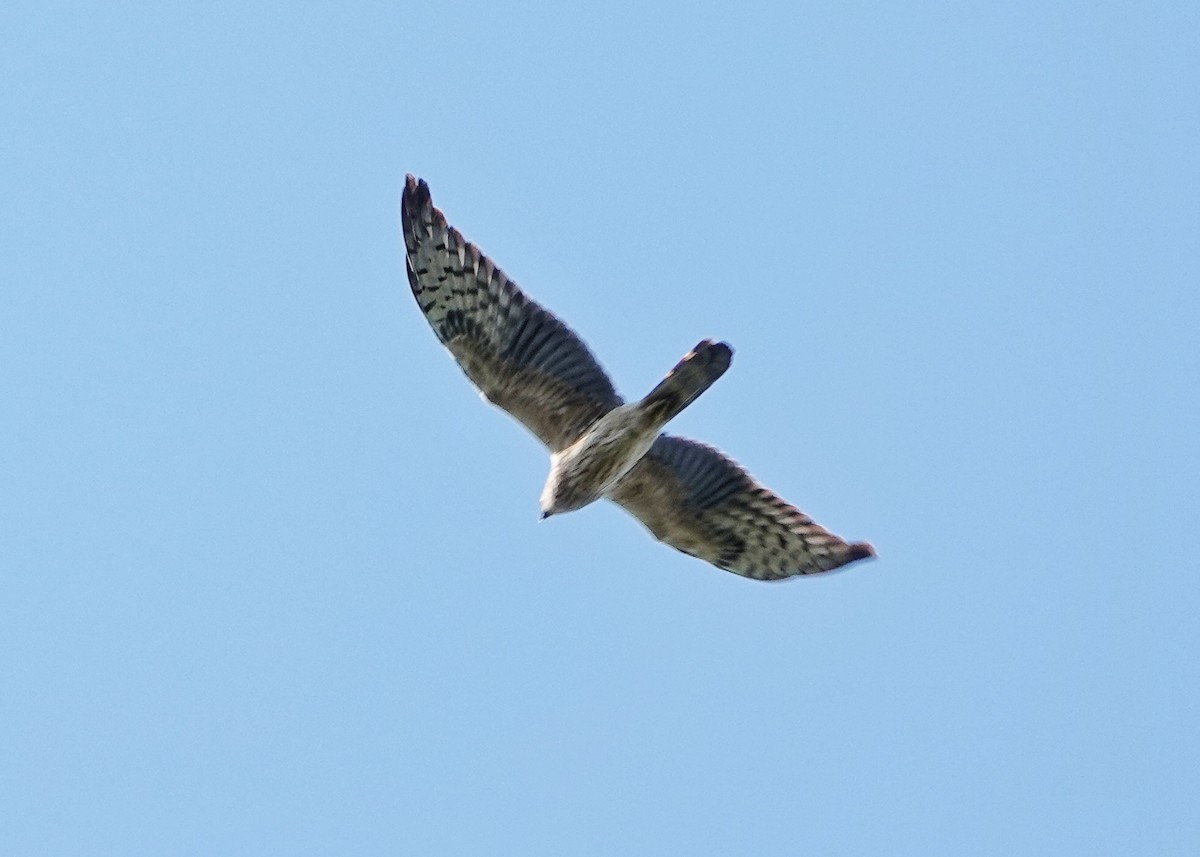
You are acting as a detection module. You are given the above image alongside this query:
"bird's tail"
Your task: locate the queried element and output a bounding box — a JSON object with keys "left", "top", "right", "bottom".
{"left": 639, "top": 340, "right": 733, "bottom": 425}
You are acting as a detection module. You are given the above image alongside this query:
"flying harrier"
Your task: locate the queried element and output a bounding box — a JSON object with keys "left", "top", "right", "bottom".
{"left": 402, "top": 175, "right": 874, "bottom": 580}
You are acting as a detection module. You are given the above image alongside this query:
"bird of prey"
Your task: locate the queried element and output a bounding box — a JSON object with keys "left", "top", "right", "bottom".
{"left": 402, "top": 175, "right": 874, "bottom": 580}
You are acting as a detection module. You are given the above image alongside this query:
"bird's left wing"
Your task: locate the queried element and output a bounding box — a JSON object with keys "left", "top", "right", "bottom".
{"left": 402, "top": 176, "right": 622, "bottom": 451}
{"left": 609, "top": 435, "right": 875, "bottom": 580}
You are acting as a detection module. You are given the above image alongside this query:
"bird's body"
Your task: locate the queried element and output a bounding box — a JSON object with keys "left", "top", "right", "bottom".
{"left": 402, "top": 175, "right": 874, "bottom": 580}
{"left": 541, "top": 340, "right": 731, "bottom": 517}
{"left": 542, "top": 404, "right": 660, "bottom": 517}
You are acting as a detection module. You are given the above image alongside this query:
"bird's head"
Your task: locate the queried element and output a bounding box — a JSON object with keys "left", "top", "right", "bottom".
{"left": 539, "top": 476, "right": 563, "bottom": 519}
{"left": 539, "top": 493, "right": 571, "bottom": 519}
{"left": 539, "top": 470, "right": 589, "bottom": 519}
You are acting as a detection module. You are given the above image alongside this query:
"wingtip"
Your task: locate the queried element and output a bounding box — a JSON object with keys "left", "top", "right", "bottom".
{"left": 402, "top": 174, "right": 432, "bottom": 214}
{"left": 848, "top": 541, "right": 877, "bottom": 561}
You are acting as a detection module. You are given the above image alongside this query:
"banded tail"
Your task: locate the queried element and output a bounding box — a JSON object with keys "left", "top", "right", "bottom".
{"left": 639, "top": 340, "right": 733, "bottom": 425}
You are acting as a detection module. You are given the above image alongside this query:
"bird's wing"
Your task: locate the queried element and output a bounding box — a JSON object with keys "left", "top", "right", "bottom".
{"left": 402, "top": 175, "right": 622, "bottom": 451}
{"left": 609, "top": 435, "right": 875, "bottom": 580}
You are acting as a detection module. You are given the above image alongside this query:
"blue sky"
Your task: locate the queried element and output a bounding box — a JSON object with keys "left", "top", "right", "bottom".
{"left": 2, "top": 1, "right": 1198, "bottom": 853}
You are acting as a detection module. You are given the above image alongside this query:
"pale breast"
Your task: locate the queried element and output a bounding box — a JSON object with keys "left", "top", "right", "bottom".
{"left": 547, "top": 406, "right": 661, "bottom": 510}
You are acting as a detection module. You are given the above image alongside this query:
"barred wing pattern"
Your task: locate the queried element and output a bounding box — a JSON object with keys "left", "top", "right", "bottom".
{"left": 609, "top": 436, "right": 875, "bottom": 580}
{"left": 402, "top": 176, "right": 621, "bottom": 451}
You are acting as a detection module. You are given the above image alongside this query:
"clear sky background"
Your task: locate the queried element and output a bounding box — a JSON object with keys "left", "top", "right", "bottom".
{"left": 2, "top": 1, "right": 1198, "bottom": 854}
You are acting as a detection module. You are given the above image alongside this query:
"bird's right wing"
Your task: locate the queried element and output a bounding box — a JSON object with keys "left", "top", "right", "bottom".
{"left": 403, "top": 175, "right": 622, "bottom": 451}
{"left": 609, "top": 435, "right": 875, "bottom": 580}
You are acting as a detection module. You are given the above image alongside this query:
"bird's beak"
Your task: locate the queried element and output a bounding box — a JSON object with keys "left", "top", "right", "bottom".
{"left": 539, "top": 510, "right": 551, "bottom": 521}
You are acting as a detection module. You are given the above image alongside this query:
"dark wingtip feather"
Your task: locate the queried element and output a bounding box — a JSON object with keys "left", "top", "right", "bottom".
{"left": 403, "top": 173, "right": 428, "bottom": 197}
{"left": 848, "top": 542, "right": 877, "bottom": 561}
{"left": 402, "top": 174, "right": 432, "bottom": 222}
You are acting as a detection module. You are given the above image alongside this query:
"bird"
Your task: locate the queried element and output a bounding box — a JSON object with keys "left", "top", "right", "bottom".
{"left": 401, "top": 175, "right": 874, "bottom": 581}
